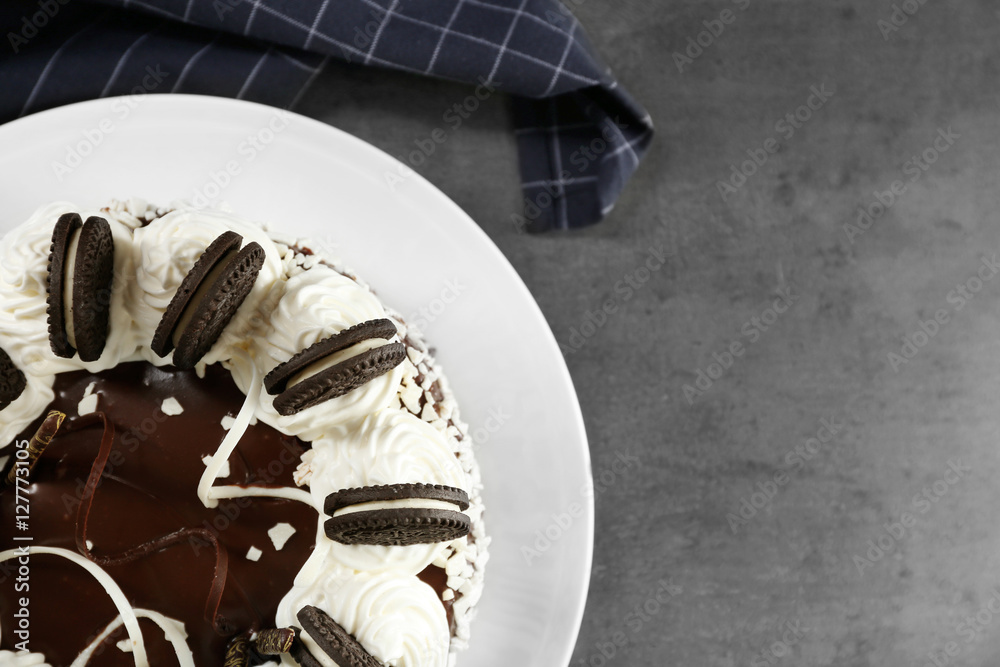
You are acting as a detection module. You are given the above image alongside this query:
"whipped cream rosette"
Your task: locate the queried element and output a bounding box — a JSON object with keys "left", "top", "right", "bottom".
{"left": 0, "top": 201, "right": 139, "bottom": 375}
{"left": 226, "top": 260, "right": 405, "bottom": 441}
{"left": 0, "top": 200, "right": 488, "bottom": 667}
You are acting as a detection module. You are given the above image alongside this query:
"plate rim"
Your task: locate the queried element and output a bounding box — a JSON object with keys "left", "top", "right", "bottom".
{"left": 0, "top": 93, "right": 594, "bottom": 667}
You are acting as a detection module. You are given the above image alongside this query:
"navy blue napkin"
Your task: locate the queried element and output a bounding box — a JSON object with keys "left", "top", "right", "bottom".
{"left": 0, "top": 0, "right": 652, "bottom": 232}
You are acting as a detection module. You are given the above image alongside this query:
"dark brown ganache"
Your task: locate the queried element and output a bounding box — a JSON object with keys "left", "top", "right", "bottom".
{"left": 0, "top": 362, "right": 317, "bottom": 666}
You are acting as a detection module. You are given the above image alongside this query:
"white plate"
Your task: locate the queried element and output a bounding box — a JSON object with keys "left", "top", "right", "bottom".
{"left": 0, "top": 95, "right": 592, "bottom": 667}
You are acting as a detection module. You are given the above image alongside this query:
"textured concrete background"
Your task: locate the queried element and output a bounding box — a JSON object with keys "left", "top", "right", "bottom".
{"left": 299, "top": 1, "right": 1000, "bottom": 665}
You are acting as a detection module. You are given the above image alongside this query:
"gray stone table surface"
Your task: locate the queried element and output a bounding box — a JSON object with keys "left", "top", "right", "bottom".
{"left": 296, "top": 1, "right": 1000, "bottom": 665}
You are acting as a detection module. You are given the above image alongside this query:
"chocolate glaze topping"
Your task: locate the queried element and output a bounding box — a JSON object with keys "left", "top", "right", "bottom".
{"left": 0, "top": 360, "right": 456, "bottom": 665}
{"left": 0, "top": 362, "right": 317, "bottom": 665}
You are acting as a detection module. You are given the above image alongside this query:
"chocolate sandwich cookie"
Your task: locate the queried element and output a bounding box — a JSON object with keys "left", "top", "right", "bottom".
{"left": 45, "top": 213, "right": 79, "bottom": 358}
{"left": 46, "top": 213, "right": 116, "bottom": 361}
{"left": 294, "top": 606, "right": 382, "bottom": 667}
{"left": 0, "top": 346, "right": 25, "bottom": 411}
{"left": 323, "top": 483, "right": 471, "bottom": 546}
{"left": 151, "top": 231, "right": 242, "bottom": 357}
{"left": 151, "top": 231, "right": 265, "bottom": 369}
{"left": 263, "top": 318, "right": 405, "bottom": 416}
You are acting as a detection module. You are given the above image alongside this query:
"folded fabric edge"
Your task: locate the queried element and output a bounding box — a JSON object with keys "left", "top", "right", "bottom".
{"left": 511, "top": 87, "right": 654, "bottom": 233}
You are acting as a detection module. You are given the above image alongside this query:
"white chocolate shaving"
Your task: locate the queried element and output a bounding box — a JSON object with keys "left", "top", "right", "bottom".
{"left": 161, "top": 397, "right": 183, "bottom": 415}
{"left": 78, "top": 381, "right": 98, "bottom": 415}
{"left": 268, "top": 522, "right": 296, "bottom": 551}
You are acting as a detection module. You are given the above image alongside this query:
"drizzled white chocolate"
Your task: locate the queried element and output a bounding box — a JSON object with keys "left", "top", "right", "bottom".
{"left": 0, "top": 547, "right": 150, "bottom": 665}
{"left": 71, "top": 609, "right": 193, "bottom": 667}
{"left": 0, "top": 200, "right": 487, "bottom": 667}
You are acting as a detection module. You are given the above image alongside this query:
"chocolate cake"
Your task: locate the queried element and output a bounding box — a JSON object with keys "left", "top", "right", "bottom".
{"left": 0, "top": 200, "right": 488, "bottom": 666}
